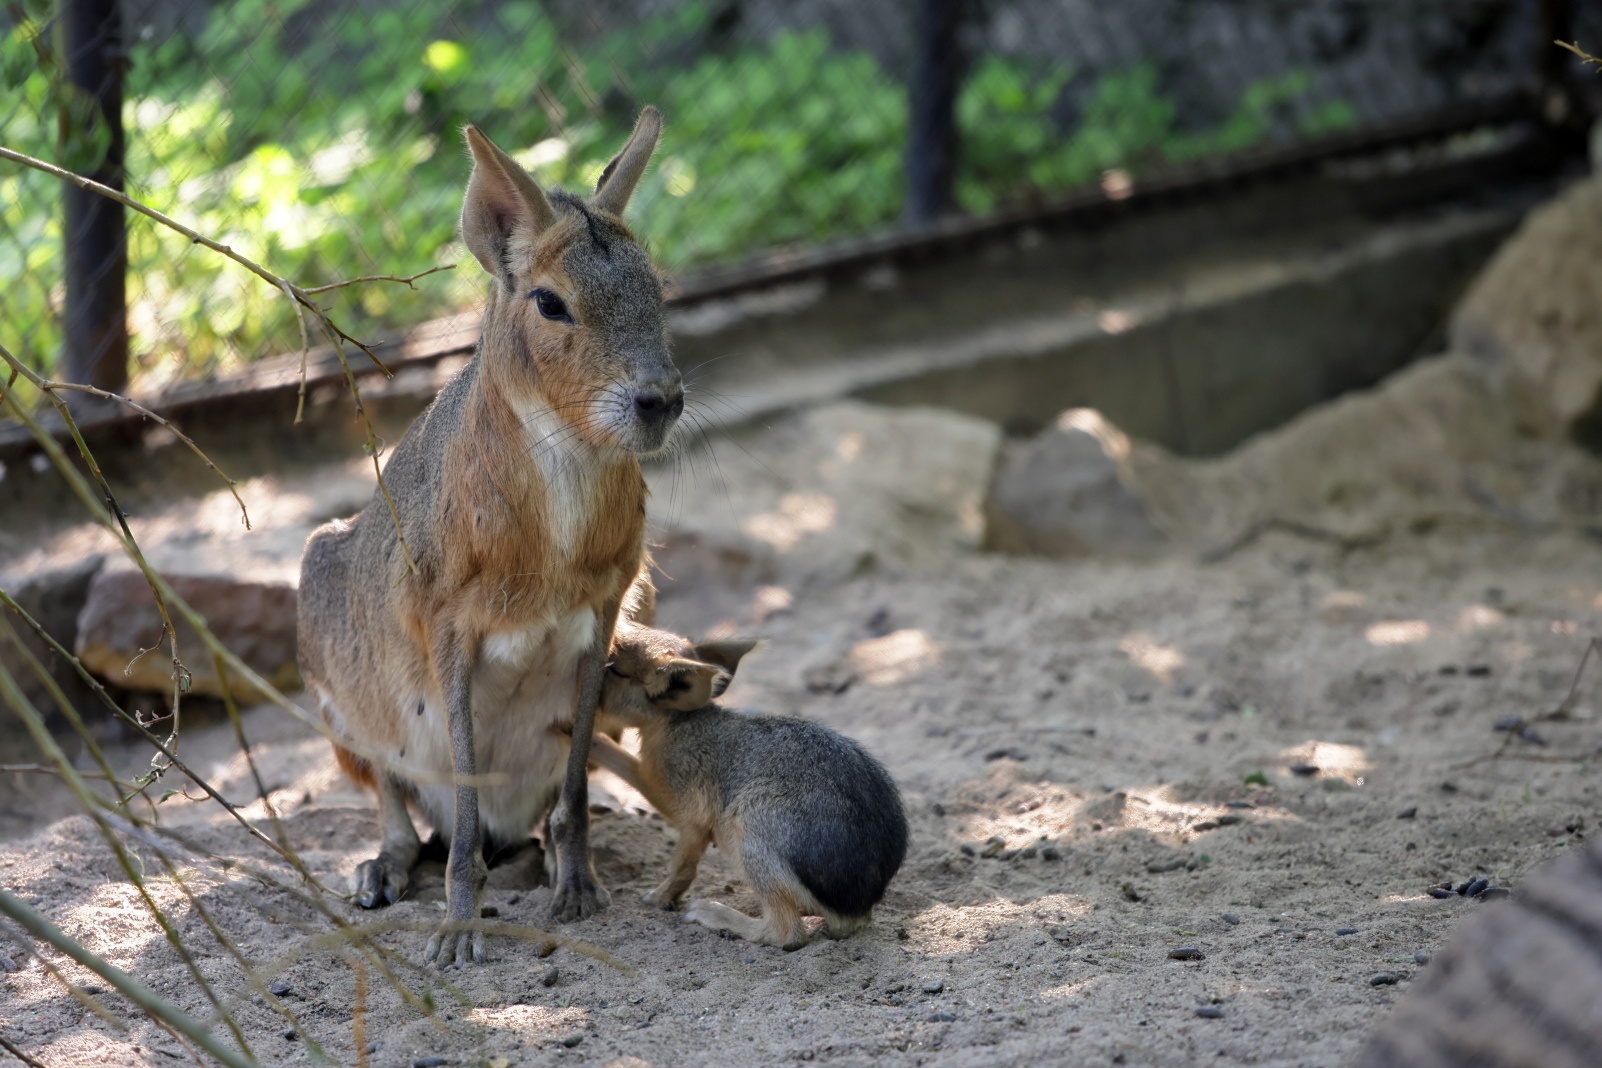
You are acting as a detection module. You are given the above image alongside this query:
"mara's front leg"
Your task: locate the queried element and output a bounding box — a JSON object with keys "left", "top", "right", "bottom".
{"left": 549, "top": 645, "right": 610, "bottom": 922}
{"left": 425, "top": 636, "right": 488, "bottom": 967}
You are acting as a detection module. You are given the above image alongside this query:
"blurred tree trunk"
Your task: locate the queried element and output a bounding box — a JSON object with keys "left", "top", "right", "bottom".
{"left": 60, "top": 0, "right": 128, "bottom": 399}
{"left": 905, "top": 0, "right": 963, "bottom": 224}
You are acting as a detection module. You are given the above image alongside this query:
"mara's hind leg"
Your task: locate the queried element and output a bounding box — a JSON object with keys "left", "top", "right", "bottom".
{"left": 352, "top": 771, "right": 422, "bottom": 908}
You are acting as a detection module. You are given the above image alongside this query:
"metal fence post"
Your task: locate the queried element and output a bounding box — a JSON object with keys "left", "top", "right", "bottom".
{"left": 905, "top": 0, "right": 962, "bottom": 224}
{"left": 60, "top": 0, "right": 129, "bottom": 397}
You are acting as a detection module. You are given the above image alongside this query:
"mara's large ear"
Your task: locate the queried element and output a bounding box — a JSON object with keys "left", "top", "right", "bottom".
{"left": 693, "top": 639, "right": 758, "bottom": 677}
{"left": 461, "top": 125, "right": 556, "bottom": 279}
{"left": 592, "top": 105, "right": 662, "bottom": 217}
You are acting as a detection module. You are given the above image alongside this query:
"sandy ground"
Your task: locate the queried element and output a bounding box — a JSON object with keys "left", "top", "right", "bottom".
{"left": 4, "top": 514, "right": 1601, "bottom": 1068}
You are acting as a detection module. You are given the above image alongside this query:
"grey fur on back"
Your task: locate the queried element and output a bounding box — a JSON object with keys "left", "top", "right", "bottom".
{"left": 661, "top": 707, "right": 908, "bottom": 918}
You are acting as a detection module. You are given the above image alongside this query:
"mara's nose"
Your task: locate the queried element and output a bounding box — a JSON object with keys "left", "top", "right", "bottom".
{"left": 633, "top": 384, "right": 684, "bottom": 424}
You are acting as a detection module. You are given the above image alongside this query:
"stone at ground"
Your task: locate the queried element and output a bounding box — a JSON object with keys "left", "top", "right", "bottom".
{"left": 74, "top": 566, "right": 299, "bottom": 700}
{"left": 0, "top": 555, "right": 103, "bottom": 728}
{"left": 1452, "top": 173, "right": 1602, "bottom": 441}
{"left": 986, "top": 408, "right": 1165, "bottom": 557}
{"left": 1114, "top": 355, "right": 1602, "bottom": 556}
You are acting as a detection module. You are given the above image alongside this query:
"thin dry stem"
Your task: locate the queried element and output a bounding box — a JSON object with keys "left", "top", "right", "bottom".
{"left": 39, "top": 380, "right": 252, "bottom": 529}
{"left": 0, "top": 887, "right": 257, "bottom": 1068}
{"left": 303, "top": 263, "right": 454, "bottom": 294}
{"left": 1557, "top": 40, "right": 1602, "bottom": 68}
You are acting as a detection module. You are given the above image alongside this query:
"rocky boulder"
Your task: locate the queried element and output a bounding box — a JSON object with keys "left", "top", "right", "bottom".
{"left": 986, "top": 408, "right": 1166, "bottom": 557}
{"left": 75, "top": 567, "right": 299, "bottom": 702}
{"left": 0, "top": 556, "right": 104, "bottom": 728}
{"left": 1452, "top": 174, "right": 1602, "bottom": 442}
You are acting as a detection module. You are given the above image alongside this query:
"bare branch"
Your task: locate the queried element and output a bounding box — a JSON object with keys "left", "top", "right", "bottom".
{"left": 1557, "top": 40, "right": 1602, "bottom": 68}
{"left": 303, "top": 263, "right": 455, "bottom": 294}
{"left": 39, "top": 381, "right": 252, "bottom": 529}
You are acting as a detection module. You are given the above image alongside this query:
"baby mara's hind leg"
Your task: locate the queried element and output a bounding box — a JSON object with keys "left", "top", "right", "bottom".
{"left": 644, "top": 826, "right": 711, "bottom": 909}
{"left": 684, "top": 893, "right": 808, "bottom": 950}
{"left": 352, "top": 772, "right": 421, "bottom": 908}
{"left": 685, "top": 838, "right": 808, "bottom": 949}
{"left": 823, "top": 910, "right": 872, "bottom": 939}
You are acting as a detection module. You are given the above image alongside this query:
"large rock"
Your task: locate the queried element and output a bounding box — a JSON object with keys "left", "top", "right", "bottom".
{"left": 1059, "top": 355, "right": 1602, "bottom": 557}
{"left": 986, "top": 408, "right": 1166, "bottom": 557}
{"left": 0, "top": 556, "right": 104, "bottom": 729}
{"left": 75, "top": 567, "right": 299, "bottom": 702}
{"left": 649, "top": 401, "right": 1002, "bottom": 586}
{"left": 1452, "top": 174, "right": 1602, "bottom": 441}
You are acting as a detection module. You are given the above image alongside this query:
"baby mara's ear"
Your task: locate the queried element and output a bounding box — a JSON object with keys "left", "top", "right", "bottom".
{"left": 692, "top": 639, "right": 758, "bottom": 697}
{"left": 653, "top": 657, "right": 724, "bottom": 712}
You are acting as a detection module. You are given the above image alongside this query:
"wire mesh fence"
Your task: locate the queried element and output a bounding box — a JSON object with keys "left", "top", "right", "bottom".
{"left": 1, "top": 0, "right": 1598, "bottom": 396}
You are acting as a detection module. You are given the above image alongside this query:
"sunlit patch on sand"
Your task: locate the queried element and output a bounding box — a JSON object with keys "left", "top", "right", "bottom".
{"left": 1118, "top": 633, "right": 1186, "bottom": 688}
{"left": 471, "top": 1004, "right": 588, "bottom": 1033}
{"left": 850, "top": 629, "right": 941, "bottom": 687}
{"left": 1038, "top": 976, "right": 1103, "bottom": 1001}
{"left": 903, "top": 895, "right": 1091, "bottom": 957}
{"left": 1454, "top": 604, "right": 1504, "bottom": 632}
{"left": 741, "top": 492, "right": 837, "bottom": 552}
{"left": 1319, "top": 589, "right": 1369, "bottom": 625}
{"left": 1277, "top": 741, "right": 1370, "bottom": 785}
{"left": 1365, "top": 620, "right": 1430, "bottom": 646}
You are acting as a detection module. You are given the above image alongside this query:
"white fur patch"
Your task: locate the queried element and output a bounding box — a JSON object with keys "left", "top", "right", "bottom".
{"left": 516, "top": 400, "right": 604, "bottom": 556}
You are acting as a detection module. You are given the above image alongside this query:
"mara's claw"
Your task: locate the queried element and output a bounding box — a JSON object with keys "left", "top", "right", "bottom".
{"left": 351, "top": 853, "right": 409, "bottom": 909}
{"left": 424, "top": 922, "right": 484, "bottom": 970}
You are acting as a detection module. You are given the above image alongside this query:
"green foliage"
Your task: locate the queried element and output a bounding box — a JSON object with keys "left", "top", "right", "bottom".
{"left": 957, "top": 61, "right": 1357, "bottom": 214}
{"left": 0, "top": 1, "right": 1353, "bottom": 380}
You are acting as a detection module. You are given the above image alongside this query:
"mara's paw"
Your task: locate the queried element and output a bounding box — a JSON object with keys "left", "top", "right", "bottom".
{"left": 350, "top": 853, "right": 409, "bottom": 909}
{"left": 549, "top": 866, "right": 609, "bottom": 924}
{"left": 424, "top": 919, "right": 484, "bottom": 970}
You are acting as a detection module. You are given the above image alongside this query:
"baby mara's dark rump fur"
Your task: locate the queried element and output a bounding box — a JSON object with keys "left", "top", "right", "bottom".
{"left": 662, "top": 706, "right": 906, "bottom": 921}
{"left": 595, "top": 624, "right": 907, "bottom": 947}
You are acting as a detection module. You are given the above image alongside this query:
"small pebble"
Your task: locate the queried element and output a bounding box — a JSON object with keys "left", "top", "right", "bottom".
{"left": 507, "top": 893, "right": 522, "bottom": 905}
{"left": 1466, "top": 664, "right": 1492, "bottom": 677}
{"left": 412, "top": 1057, "right": 447, "bottom": 1067}
{"left": 1429, "top": 887, "right": 1456, "bottom": 899}
{"left": 0, "top": 955, "right": 18, "bottom": 973}
{"left": 959, "top": 844, "right": 975, "bottom": 857}
{"left": 1168, "top": 947, "right": 1204, "bottom": 961}
{"left": 1335, "top": 928, "right": 1357, "bottom": 936}
{"left": 927, "top": 1012, "right": 957, "bottom": 1023}
{"left": 921, "top": 979, "right": 945, "bottom": 994}
{"left": 560, "top": 1034, "right": 584, "bottom": 1048}
{"left": 1019, "top": 845, "right": 1038, "bottom": 859}
{"left": 1369, "top": 973, "right": 1401, "bottom": 986}
{"left": 744, "top": 956, "right": 755, "bottom": 964}
{"left": 1224, "top": 800, "right": 1254, "bottom": 809}
{"left": 999, "top": 848, "right": 1022, "bottom": 861}
{"left": 1220, "top": 913, "right": 1240, "bottom": 925}
{"left": 931, "top": 802, "right": 946, "bottom": 817}
{"left": 1414, "top": 951, "right": 1431, "bottom": 965}
{"left": 540, "top": 966, "right": 560, "bottom": 988}
{"left": 1215, "top": 814, "right": 1244, "bottom": 826}
{"left": 1479, "top": 886, "right": 1511, "bottom": 901}
{"left": 283, "top": 1030, "right": 297, "bottom": 1042}
{"left": 1289, "top": 764, "right": 1320, "bottom": 777}
{"left": 1192, "top": 820, "right": 1220, "bottom": 832}
{"left": 1040, "top": 846, "right": 1061, "bottom": 861}
{"left": 1146, "top": 858, "right": 1187, "bottom": 874}
{"left": 1195, "top": 1006, "right": 1225, "bottom": 1019}
{"left": 980, "top": 837, "right": 1006, "bottom": 858}
{"left": 1460, "top": 877, "right": 1490, "bottom": 898}
{"left": 268, "top": 978, "right": 293, "bottom": 997}
{"left": 1397, "top": 807, "right": 1417, "bottom": 820}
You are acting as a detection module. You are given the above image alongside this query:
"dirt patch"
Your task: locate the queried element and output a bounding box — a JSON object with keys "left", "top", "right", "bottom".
{"left": 4, "top": 513, "right": 1601, "bottom": 1066}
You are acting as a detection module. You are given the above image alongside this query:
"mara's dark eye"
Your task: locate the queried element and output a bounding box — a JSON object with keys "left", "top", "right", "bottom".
{"left": 530, "top": 288, "right": 572, "bottom": 323}
{"left": 606, "top": 663, "right": 627, "bottom": 678}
